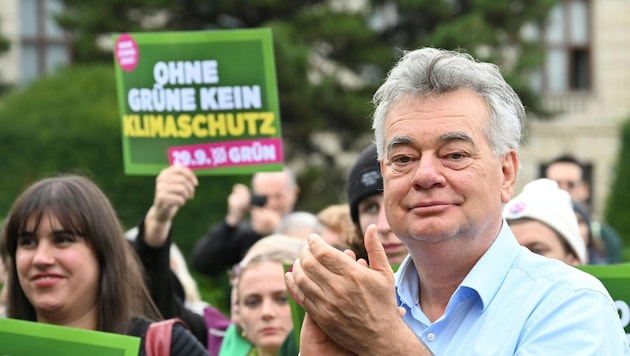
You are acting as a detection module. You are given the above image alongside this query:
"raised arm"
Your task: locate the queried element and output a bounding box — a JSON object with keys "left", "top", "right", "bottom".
{"left": 135, "top": 165, "right": 208, "bottom": 348}
{"left": 144, "top": 165, "right": 198, "bottom": 247}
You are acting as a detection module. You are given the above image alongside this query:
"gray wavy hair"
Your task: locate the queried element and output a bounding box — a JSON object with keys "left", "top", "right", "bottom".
{"left": 372, "top": 47, "right": 525, "bottom": 160}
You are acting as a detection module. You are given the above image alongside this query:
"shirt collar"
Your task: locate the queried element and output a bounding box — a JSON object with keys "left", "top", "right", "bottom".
{"left": 459, "top": 220, "right": 520, "bottom": 310}
{"left": 395, "top": 252, "right": 417, "bottom": 309}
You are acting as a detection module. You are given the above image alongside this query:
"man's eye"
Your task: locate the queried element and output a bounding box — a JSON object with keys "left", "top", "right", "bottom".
{"left": 393, "top": 156, "right": 411, "bottom": 163}
{"left": 441, "top": 152, "right": 474, "bottom": 170}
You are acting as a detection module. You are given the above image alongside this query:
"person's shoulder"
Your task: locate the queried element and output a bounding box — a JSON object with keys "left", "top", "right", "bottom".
{"left": 130, "top": 317, "right": 209, "bottom": 355}
{"left": 128, "top": 317, "right": 151, "bottom": 337}
{"left": 512, "top": 251, "right": 607, "bottom": 293}
{"left": 170, "top": 322, "right": 209, "bottom": 355}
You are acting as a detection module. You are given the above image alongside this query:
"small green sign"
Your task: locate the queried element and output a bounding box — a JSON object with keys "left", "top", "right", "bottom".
{"left": 113, "top": 28, "right": 283, "bottom": 175}
{"left": 578, "top": 263, "right": 630, "bottom": 341}
{"left": 0, "top": 318, "right": 140, "bottom": 355}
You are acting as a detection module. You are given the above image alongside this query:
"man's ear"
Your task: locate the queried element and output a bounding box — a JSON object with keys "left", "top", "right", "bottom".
{"left": 500, "top": 150, "right": 519, "bottom": 204}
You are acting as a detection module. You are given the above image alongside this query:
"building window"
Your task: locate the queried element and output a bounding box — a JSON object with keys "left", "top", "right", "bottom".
{"left": 19, "top": 0, "right": 70, "bottom": 85}
{"left": 533, "top": 0, "right": 591, "bottom": 93}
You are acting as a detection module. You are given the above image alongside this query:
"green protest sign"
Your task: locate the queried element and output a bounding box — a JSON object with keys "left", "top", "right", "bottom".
{"left": 0, "top": 318, "right": 140, "bottom": 355}
{"left": 578, "top": 263, "right": 630, "bottom": 342}
{"left": 113, "top": 28, "right": 283, "bottom": 175}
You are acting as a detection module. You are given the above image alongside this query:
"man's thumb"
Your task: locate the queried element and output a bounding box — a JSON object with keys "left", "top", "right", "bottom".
{"left": 364, "top": 224, "right": 393, "bottom": 276}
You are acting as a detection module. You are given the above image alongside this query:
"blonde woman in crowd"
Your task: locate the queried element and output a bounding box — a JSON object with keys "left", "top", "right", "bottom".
{"left": 230, "top": 234, "right": 305, "bottom": 356}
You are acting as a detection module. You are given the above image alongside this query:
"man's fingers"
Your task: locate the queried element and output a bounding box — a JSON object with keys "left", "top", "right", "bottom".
{"left": 306, "top": 233, "right": 355, "bottom": 275}
{"left": 287, "top": 242, "right": 346, "bottom": 313}
{"left": 284, "top": 258, "right": 306, "bottom": 307}
{"left": 343, "top": 249, "right": 357, "bottom": 260}
{"left": 356, "top": 258, "right": 368, "bottom": 267}
{"left": 284, "top": 269, "right": 304, "bottom": 307}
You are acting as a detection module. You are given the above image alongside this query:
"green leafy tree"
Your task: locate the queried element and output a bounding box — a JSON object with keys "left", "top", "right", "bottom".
{"left": 54, "top": 1, "right": 171, "bottom": 62}
{"left": 53, "top": 1, "right": 559, "bottom": 211}
{"left": 55, "top": 0, "right": 393, "bottom": 211}
{"left": 605, "top": 117, "right": 630, "bottom": 249}
{"left": 372, "top": 0, "right": 558, "bottom": 116}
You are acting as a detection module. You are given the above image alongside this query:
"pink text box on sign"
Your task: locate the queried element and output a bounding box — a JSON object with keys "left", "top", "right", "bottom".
{"left": 167, "top": 138, "right": 284, "bottom": 170}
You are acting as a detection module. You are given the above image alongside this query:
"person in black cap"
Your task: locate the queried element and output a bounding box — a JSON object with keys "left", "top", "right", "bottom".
{"left": 345, "top": 144, "right": 408, "bottom": 265}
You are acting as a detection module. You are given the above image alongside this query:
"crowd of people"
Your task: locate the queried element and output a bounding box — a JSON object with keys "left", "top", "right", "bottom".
{"left": 0, "top": 46, "right": 628, "bottom": 355}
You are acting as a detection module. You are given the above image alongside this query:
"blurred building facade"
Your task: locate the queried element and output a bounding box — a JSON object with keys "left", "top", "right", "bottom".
{"left": 1, "top": 0, "right": 629, "bottom": 218}
{"left": 0, "top": 0, "right": 70, "bottom": 86}
{"left": 519, "top": 0, "right": 630, "bottom": 218}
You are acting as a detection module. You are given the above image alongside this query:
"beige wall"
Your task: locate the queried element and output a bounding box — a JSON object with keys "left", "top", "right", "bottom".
{"left": 0, "top": 0, "right": 20, "bottom": 84}
{"left": 519, "top": 0, "right": 630, "bottom": 219}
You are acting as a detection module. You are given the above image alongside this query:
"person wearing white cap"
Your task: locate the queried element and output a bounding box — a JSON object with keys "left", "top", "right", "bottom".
{"left": 503, "top": 178, "right": 587, "bottom": 266}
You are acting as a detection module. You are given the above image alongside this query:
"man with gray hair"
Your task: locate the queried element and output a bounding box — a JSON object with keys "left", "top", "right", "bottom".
{"left": 286, "top": 47, "right": 628, "bottom": 354}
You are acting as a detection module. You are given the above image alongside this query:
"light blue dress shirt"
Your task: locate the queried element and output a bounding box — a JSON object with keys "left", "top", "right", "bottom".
{"left": 395, "top": 220, "right": 630, "bottom": 355}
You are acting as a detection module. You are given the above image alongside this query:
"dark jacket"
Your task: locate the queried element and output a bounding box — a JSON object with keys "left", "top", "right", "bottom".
{"left": 191, "top": 220, "right": 263, "bottom": 276}
{"left": 129, "top": 317, "right": 209, "bottom": 356}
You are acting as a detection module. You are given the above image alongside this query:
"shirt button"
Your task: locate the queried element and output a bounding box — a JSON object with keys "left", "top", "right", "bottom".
{"left": 427, "top": 333, "right": 435, "bottom": 341}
